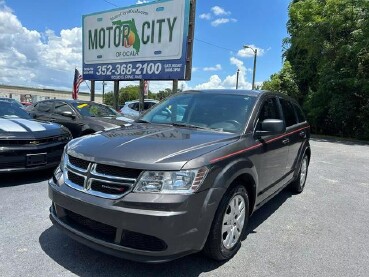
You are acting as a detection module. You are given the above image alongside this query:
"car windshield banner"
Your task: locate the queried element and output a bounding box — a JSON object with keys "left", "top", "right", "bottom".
{"left": 82, "top": 0, "right": 191, "bottom": 81}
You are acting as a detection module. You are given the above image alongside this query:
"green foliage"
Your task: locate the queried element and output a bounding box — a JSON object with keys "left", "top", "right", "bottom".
{"left": 102, "top": 85, "right": 173, "bottom": 107}
{"left": 156, "top": 88, "right": 172, "bottom": 100}
{"left": 262, "top": 61, "right": 301, "bottom": 102}
{"left": 284, "top": 0, "right": 369, "bottom": 139}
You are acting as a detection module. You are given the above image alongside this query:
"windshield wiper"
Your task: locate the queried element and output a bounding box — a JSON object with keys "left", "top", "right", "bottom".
{"left": 170, "top": 122, "right": 210, "bottom": 130}
{"left": 135, "top": 119, "right": 150, "bottom": 123}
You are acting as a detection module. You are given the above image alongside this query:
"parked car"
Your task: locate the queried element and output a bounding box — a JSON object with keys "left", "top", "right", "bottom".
{"left": 0, "top": 97, "right": 24, "bottom": 109}
{"left": 27, "top": 99, "right": 129, "bottom": 138}
{"left": 49, "top": 90, "right": 310, "bottom": 263}
{"left": 0, "top": 100, "right": 71, "bottom": 172}
{"left": 119, "top": 99, "right": 158, "bottom": 120}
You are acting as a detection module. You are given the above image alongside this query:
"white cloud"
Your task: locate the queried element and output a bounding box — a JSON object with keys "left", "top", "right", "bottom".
{"left": 199, "top": 13, "right": 211, "bottom": 20}
{"left": 0, "top": 4, "right": 83, "bottom": 91}
{"left": 201, "top": 6, "right": 236, "bottom": 27}
{"left": 211, "top": 6, "right": 231, "bottom": 16}
{"left": 211, "top": 18, "right": 230, "bottom": 27}
{"left": 237, "top": 45, "right": 265, "bottom": 58}
{"left": 190, "top": 57, "right": 253, "bottom": 90}
{"left": 194, "top": 75, "right": 224, "bottom": 90}
{"left": 203, "top": 64, "right": 222, "bottom": 71}
{"left": 136, "top": 1, "right": 149, "bottom": 4}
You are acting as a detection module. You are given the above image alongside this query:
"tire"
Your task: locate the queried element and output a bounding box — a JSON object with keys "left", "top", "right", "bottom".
{"left": 290, "top": 154, "right": 309, "bottom": 193}
{"left": 203, "top": 184, "right": 249, "bottom": 261}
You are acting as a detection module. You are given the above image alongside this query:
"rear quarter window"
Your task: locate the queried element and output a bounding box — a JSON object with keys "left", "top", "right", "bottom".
{"left": 293, "top": 103, "right": 306, "bottom": 123}
{"left": 279, "top": 98, "right": 297, "bottom": 127}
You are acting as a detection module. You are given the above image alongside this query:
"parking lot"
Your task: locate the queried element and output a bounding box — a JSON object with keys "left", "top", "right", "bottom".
{"left": 1, "top": 138, "right": 369, "bottom": 277}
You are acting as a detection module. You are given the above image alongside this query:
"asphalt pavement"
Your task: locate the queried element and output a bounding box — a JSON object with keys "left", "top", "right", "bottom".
{"left": 1, "top": 138, "right": 369, "bottom": 277}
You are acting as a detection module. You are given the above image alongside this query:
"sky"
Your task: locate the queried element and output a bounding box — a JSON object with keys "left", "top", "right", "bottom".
{"left": 0, "top": 0, "right": 290, "bottom": 94}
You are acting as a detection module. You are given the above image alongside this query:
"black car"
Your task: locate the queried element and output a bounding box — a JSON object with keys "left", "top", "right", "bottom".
{"left": 0, "top": 100, "right": 71, "bottom": 172}
{"left": 49, "top": 90, "right": 310, "bottom": 263}
{"left": 27, "top": 99, "right": 128, "bottom": 138}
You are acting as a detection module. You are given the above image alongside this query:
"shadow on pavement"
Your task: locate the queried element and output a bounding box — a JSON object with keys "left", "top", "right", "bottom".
{"left": 0, "top": 168, "right": 54, "bottom": 187}
{"left": 39, "top": 189, "right": 293, "bottom": 276}
{"left": 245, "top": 189, "right": 292, "bottom": 236}
{"left": 39, "top": 226, "right": 224, "bottom": 277}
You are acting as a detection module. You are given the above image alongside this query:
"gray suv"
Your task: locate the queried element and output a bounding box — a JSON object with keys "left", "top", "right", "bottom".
{"left": 49, "top": 90, "right": 310, "bottom": 263}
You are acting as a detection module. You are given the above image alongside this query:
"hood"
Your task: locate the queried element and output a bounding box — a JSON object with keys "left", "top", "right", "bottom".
{"left": 67, "top": 123, "right": 239, "bottom": 170}
{"left": 0, "top": 117, "right": 67, "bottom": 139}
{"left": 83, "top": 116, "right": 130, "bottom": 130}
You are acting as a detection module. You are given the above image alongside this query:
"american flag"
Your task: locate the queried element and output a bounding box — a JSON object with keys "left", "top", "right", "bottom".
{"left": 72, "top": 68, "right": 83, "bottom": 100}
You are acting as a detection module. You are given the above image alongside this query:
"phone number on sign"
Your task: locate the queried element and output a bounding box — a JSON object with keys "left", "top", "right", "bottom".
{"left": 96, "top": 63, "right": 162, "bottom": 76}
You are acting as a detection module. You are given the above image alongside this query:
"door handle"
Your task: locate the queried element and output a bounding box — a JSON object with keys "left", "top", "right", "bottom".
{"left": 282, "top": 138, "right": 290, "bottom": 144}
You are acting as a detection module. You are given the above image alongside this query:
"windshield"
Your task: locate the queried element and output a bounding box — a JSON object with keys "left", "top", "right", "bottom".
{"left": 72, "top": 102, "right": 118, "bottom": 117}
{"left": 0, "top": 102, "right": 32, "bottom": 119}
{"left": 140, "top": 92, "right": 256, "bottom": 133}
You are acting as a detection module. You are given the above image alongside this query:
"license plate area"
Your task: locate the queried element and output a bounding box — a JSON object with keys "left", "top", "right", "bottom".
{"left": 26, "top": 153, "right": 47, "bottom": 167}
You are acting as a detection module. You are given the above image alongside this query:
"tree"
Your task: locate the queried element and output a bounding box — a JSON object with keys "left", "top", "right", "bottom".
{"left": 284, "top": 0, "right": 369, "bottom": 139}
{"left": 262, "top": 61, "right": 301, "bottom": 102}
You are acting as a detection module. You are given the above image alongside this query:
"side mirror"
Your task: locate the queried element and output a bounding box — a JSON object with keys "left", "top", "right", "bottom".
{"left": 255, "top": 119, "right": 286, "bottom": 137}
{"left": 61, "top": 111, "right": 76, "bottom": 119}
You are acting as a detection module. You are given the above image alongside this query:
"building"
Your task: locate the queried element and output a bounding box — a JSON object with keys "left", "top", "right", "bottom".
{"left": 0, "top": 85, "right": 102, "bottom": 103}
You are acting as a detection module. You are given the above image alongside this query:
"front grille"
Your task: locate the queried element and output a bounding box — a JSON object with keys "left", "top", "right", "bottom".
{"left": 68, "top": 155, "right": 89, "bottom": 170}
{"left": 0, "top": 160, "right": 25, "bottom": 169}
{"left": 63, "top": 209, "right": 116, "bottom": 243}
{"left": 65, "top": 156, "right": 140, "bottom": 199}
{"left": 90, "top": 180, "right": 130, "bottom": 195}
{"left": 67, "top": 171, "right": 84, "bottom": 187}
{"left": 121, "top": 231, "right": 167, "bottom": 251}
{"left": 57, "top": 208, "right": 167, "bottom": 252}
{"left": 95, "top": 164, "right": 141, "bottom": 179}
{"left": 0, "top": 136, "right": 65, "bottom": 146}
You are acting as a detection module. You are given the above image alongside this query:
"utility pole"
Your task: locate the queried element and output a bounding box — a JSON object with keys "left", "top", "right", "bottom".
{"left": 236, "top": 69, "right": 240, "bottom": 89}
{"left": 102, "top": 81, "right": 106, "bottom": 104}
{"left": 243, "top": 45, "right": 257, "bottom": 90}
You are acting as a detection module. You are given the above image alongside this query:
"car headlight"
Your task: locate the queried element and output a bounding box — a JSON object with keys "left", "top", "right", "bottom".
{"left": 53, "top": 148, "right": 67, "bottom": 186}
{"left": 134, "top": 167, "right": 209, "bottom": 194}
{"left": 58, "top": 127, "right": 73, "bottom": 142}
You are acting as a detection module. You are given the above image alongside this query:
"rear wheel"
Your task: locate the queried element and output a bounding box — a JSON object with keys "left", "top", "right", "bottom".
{"left": 203, "top": 184, "right": 249, "bottom": 261}
{"left": 290, "top": 154, "right": 309, "bottom": 193}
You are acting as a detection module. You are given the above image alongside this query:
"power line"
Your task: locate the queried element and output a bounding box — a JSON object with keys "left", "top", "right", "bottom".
{"left": 194, "top": 38, "right": 238, "bottom": 53}
{"left": 103, "top": 0, "right": 119, "bottom": 7}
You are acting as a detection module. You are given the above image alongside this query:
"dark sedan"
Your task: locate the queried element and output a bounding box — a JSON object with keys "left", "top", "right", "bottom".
{"left": 27, "top": 99, "right": 128, "bottom": 138}
{"left": 0, "top": 101, "right": 72, "bottom": 172}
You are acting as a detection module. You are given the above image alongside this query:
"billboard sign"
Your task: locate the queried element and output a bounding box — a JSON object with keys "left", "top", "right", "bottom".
{"left": 82, "top": 0, "right": 191, "bottom": 81}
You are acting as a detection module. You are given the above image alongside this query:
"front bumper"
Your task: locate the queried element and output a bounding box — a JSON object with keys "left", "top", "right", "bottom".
{"left": 0, "top": 143, "right": 65, "bottom": 172}
{"left": 48, "top": 178, "right": 225, "bottom": 263}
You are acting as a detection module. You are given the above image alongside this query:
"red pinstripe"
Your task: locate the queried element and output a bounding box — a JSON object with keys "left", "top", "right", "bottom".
{"left": 210, "top": 126, "right": 310, "bottom": 163}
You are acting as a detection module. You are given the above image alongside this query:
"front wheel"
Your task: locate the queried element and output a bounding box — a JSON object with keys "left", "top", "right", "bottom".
{"left": 290, "top": 154, "right": 309, "bottom": 193}
{"left": 203, "top": 185, "right": 249, "bottom": 261}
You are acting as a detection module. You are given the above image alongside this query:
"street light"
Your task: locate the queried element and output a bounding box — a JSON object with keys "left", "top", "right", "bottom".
{"left": 243, "top": 45, "right": 257, "bottom": 90}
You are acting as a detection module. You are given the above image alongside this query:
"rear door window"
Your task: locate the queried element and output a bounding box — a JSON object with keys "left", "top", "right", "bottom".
{"left": 54, "top": 101, "right": 74, "bottom": 114}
